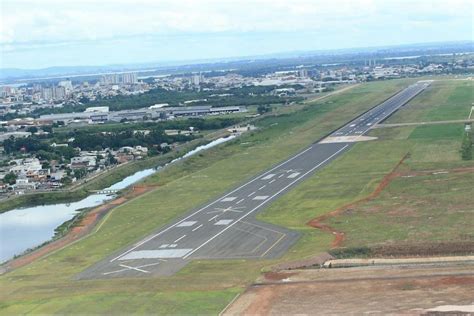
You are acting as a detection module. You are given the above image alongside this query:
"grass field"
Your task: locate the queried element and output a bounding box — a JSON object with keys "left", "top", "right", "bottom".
{"left": 1, "top": 78, "right": 472, "bottom": 315}
{"left": 385, "top": 79, "right": 473, "bottom": 123}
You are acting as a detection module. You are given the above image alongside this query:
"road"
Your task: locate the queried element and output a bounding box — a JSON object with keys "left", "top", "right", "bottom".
{"left": 78, "top": 81, "right": 431, "bottom": 279}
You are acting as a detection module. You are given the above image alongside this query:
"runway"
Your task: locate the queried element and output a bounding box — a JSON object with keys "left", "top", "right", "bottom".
{"left": 77, "top": 81, "right": 430, "bottom": 279}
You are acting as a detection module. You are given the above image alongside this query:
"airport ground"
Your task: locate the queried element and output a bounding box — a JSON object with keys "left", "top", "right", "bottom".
{"left": 0, "top": 78, "right": 472, "bottom": 314}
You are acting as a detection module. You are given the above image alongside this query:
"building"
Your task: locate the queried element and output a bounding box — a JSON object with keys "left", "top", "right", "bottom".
{"left": 191, "top": 73, "right": 202, "bottom": 86}
{"left": 298, "top": 69, "right": 308, "bottom": 78}
{"left": 122, "top": 73, "right": 138, "bottom": 84}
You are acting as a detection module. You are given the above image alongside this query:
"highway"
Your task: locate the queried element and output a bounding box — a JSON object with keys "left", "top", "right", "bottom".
{"left": 78, "top": 81, "right": 431, "bottom": 279}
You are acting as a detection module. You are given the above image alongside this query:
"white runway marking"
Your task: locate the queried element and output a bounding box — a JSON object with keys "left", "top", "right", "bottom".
{"left": 287, "top": 172, "right": 300, "bottom": 179}
{"left": 248, "top": 191, "right": 256, "bottom": 197}
{"left": 169, "top": 244, "right": 177, "bottom": 248}
{"left": 261, "top": 174, "right": 275, "bottom": 180}
{"left": 269, "top": 179, "right": 276, "bottom": 184}
{"left": 221, "top": 197, "right": 237, "bottom": 202}
{"left": 253, "top": 195, "right": 269, "bottom": 200}
{"left": 176, "top": 221, "right": 197, "bottom": 227}
{"left": 236, "top": 198, "right": 245, "bottom": 204}
{"left": 208, "top": 215, "right": 219, "bottom": 221}
{"left": 120, "top": 249, "right": 193, "bottom": 260}
{"left": 258, "top": 185, "right": 266, "bottom": 190}
{"left": 119, "top": 264, "right": 149, "bottom": 274}
{"left": 110, "top": 145, "right": 314, "bottom": 262}
{"left": 214, "top": 219, "right": 233, "bottom": 226}
{"left": 159, "top": 244, "right": 169, "bottom": 249}
{"left": 174, "top": 235, "right": 186, "bottom": 243}
{"left": 103, "top": 262, "right": 163, "bottom": 275}
{"left": 278, "top": 174, "right": 284, "bottom": 178}
{"left": 192, "top": 224, "right": 203, "bottom": 232}
{"left": 183, "top": 144, "right": 349, "bottom": 260}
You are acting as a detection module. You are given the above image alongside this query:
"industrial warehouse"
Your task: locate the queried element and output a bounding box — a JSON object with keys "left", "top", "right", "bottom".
{"left": 37, "top": 105, "right": 244, "bottom": 124}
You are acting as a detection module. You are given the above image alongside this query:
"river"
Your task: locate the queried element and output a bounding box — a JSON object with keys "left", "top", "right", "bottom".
{"left": 0, "top": 135, "right": 236, "bottom": 263}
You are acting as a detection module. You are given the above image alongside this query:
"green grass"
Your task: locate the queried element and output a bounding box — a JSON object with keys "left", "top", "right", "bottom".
{"left": 409, "top": 123, "right": 465, "bottom": 140}
{"left": 3, "top": 78, "right": 471, "bottom": 315}
{"left": 386, "top": 79, "right": 473, "bottom": 124}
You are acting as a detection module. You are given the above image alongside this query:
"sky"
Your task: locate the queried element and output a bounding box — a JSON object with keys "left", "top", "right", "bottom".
{"left": 0, "top": 0, "right": 472, "bottom": 69}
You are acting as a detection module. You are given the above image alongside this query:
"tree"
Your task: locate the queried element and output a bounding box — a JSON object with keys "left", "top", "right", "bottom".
{"left": 26, "top": 126, "right": 38, "bottom": 133}
{"left": 257, "top": 105, "right": 272, "bottom": 115}
{"left": 73, "top": 168, "right": 88, "bottom": 179}
{"left": 61, "top": 176, "right": 72, "bottom": 185}
{"left": 461, "top": 131, "right": 472, "bottom": 160}
{"left": 4, "top": 172, "right": 17, "bottom": 185}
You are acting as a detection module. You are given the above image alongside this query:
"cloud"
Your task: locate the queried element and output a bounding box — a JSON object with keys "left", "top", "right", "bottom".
{"left": 1, "top": 0, "right": 471, "bottom": 45}
{"left": 0, "top": 0, "right": 472, "bottom": 68}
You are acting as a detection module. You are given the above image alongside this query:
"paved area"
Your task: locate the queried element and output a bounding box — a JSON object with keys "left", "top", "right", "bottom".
{"left": 77, "top": 81, "right": 430, "bottom": 279}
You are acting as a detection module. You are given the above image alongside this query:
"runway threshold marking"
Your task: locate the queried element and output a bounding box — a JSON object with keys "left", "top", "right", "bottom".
{"left": 111, "top": 145, "right": 313, "bottom": 262}
{"left": 182, "top": 144, "right": 349, "bottom": 259}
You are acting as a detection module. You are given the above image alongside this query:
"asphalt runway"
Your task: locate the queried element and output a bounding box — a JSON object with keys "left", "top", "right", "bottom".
{"left": 77, "top": 81, "right": 430, "bottom": 279}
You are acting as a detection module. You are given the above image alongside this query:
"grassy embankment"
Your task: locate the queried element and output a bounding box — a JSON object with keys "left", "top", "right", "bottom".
{"left": 0, "top": 79, "right": 415, "bottom": 314}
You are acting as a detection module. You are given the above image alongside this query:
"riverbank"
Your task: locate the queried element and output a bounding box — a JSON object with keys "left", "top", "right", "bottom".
{"left": 0, "top": 132, "right": 239, "bottom": 264}
{"left": 1, "top": 184, "right": 157, "bottom": 274}
{"left": 0, "top": 132, "right": 227, "bottom": 214}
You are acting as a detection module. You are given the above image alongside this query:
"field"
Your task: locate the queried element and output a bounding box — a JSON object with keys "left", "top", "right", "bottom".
{"left": 1, "top": 78, "right": 472, "bottom": 314}
{"left": 224, "top": 266, "right": 474, "bottom": 315}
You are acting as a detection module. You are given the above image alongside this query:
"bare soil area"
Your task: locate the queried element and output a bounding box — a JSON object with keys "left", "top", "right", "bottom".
{"left": 224, "top": 265, "right": 474, "bottom": 315}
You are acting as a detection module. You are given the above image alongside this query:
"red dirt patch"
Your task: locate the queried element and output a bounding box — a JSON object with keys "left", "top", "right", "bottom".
{"left": 306, "top": 153, "right": 409, "bottom": 249}
{"left": 263, "top": 271, "right": 297, "bottom": 281}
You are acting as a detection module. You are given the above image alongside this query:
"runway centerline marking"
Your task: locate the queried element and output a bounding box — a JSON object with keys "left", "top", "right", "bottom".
{"left": 208, "top": 215, "right": 219, "bottom": 222}
{"left": 110, "top": 145, "right": 313, "bottom": 262}
{"left": 236, "top": 198, "right": 245, "bottom": 204}
{"left": 269, "top": 179, "right": 276, "bottom": 184}
{"left": 258, "top": 185, "right": 266, "bottom": 190}
{"left": 248, "top": 191, "right": 256, "bottom": 197}
{"left": 174, "top": 235, "right": 186, "bottom": 243}
{"left": 207, "top": 206, "right": 245, "bottom": 214}
{"left": 183, "top": 144, "right": 349, "bottom": 260}
{"left": 192, "top": 224, "right": 203, "bottom": 232}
